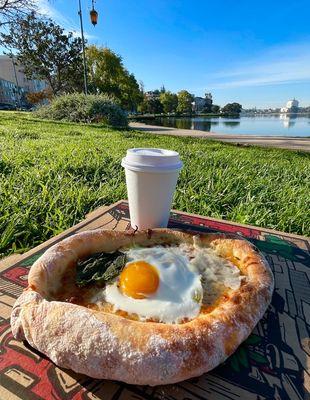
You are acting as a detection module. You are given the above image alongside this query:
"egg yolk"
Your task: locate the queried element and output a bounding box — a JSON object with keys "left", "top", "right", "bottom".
{"left": 119, "top": 261, "right": 159, "bottom": 299}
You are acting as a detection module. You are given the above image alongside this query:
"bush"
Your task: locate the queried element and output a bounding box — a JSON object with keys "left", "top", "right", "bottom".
{"left": 34, "top": 93, "right": 128, "bottom": 127}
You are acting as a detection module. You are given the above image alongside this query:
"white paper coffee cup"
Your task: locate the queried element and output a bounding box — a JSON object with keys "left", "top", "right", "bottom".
{"left": 122, "top": 148, "right": 183, "bottom": 230}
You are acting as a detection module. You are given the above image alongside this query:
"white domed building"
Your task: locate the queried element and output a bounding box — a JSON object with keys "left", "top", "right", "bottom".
{"left": 280, "top": 99, "right": 299, "bottom": 113}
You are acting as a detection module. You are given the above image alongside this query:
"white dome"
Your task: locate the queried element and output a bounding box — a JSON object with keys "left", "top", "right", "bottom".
{"left": 286, "top": 99, "right": 299, "bottom": 109}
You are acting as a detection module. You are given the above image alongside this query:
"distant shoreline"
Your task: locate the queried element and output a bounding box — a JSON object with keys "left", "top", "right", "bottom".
{"left": 129, "top": 112, "right": 310, "bottom": 120}
{"left": 130, "top": 121, "right": 310, "bottom": 152}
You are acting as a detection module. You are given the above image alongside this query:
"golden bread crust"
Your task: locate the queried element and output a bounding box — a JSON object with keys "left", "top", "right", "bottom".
{"left": 11, "top": 229, "right": 274, "bottom": 385}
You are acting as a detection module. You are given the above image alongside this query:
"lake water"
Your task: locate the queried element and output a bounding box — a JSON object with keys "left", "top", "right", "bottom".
{"left": 144, "top": 115, "right": 310, "bottom": 137}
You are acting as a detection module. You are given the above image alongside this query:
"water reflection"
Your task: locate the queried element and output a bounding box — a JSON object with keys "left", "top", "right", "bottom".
{"left": 223, "top": 121, "right": 241, "bottom": 128}
{"left": 154, "top": 118, "right": 215, "bottom": 131}
{"left": 175, "top": 119, "right": 192, "bottom": 130}
{"left": 191, "top": 120, "right": 212, "bottom": 131}
{"left": 154, "top": 117, "right": 241, "bottom": 132}
{"left": 279, "top": 114, "right": 298, "bottom": 128}
{"left": 139, "top": 115, "right": 310, "bottom": 137}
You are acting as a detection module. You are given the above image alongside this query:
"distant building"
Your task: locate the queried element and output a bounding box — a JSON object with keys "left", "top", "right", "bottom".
{"left": 192, "top": 93, "right": 213, "bottom": 113}
{"left": 0, "top": 77, "right": 26, "bottom": 108}
{"left": 145, "top": 90, "right": 160, "bottom": 100}
{"left": 192, "top": 97, "right": 206, "bottom": 112}
{"left": 280, "top": 98, "right": 299, "bottom": 113}
{"left": 0, "top": 55, "right": 47, "bottom": 108}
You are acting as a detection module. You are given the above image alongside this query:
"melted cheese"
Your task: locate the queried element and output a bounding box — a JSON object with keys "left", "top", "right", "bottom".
{"left": 188, "top": 247, "right": 244, "bottom": 305}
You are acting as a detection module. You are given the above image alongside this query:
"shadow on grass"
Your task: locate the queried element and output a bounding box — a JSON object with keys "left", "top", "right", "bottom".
{"left": 6, "top": 112, "right": 128, "bottom": 131}
{"left": 0, "top": 159, "right": 11, "bottom": 175}
{"left": 130, "top": 126, "right": 175, "bottom": 132}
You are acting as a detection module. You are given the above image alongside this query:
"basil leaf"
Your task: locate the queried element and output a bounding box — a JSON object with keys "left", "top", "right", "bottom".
{"left": 76, "top": 251, "right": 127, "bottom": 287}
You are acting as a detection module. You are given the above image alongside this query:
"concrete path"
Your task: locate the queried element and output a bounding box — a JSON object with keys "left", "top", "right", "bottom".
{"left": 130, "top": 122, "right": 310, "bottom": 152}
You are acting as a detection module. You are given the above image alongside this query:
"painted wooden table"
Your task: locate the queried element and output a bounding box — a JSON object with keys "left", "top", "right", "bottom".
{"left": 0, "top": 201, "right": 309, "bottom": 400}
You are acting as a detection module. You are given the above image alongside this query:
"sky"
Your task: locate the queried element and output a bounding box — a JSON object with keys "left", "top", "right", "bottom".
{"left": 5, "top": 0, "right": 310, "bottom": 108}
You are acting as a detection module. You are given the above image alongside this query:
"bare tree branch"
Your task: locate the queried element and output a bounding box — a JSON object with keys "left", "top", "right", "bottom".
{"left": 0, "top": 0, "right": 37, "bottom": 25}
{"left": 0, "top": 0, "right": 34, "bottom": 11}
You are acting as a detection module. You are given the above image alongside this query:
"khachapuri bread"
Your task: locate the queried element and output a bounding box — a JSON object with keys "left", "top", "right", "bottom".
{"left": 11, "top": 229, "right": 274, "bottom": 385}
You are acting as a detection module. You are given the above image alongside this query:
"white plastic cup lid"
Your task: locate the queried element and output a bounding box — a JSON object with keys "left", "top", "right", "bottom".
{"left": 121, "top": 148, "right": 183, "bottom": 172}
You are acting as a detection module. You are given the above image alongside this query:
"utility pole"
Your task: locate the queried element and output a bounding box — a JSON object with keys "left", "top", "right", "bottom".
{"left": 78, "top": 0, "right": 88, "bottom": 95}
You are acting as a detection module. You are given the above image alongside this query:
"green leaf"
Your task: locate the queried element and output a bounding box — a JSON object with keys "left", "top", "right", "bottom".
{"left": 76, "top": 251, "right": 127, "bottom": 287}
{"left": 248, "top": 351, "right": 268, "bottom": 365}
{"left": 244, "top": 334, "right": 262, "bottom": 346}
{"left": 229, "top": 354, "right": 241, "bottom": 372}
{"left": 237, "top": 346, "right": 249, "bottom": 368}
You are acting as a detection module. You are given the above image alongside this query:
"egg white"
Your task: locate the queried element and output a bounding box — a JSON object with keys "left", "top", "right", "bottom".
{"left": 89, "top": 244, "right": 244, "bottom": 324}
{"left": 104, "top": 246, "right": 203, "bottom": 324}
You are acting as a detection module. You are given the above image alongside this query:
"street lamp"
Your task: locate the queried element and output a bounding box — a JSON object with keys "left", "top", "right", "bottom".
{"left": 90, "top": 0, "right": 98, "bottom": 26}
{"left": 78, "top": 0, "right": 98, "bottom": 95}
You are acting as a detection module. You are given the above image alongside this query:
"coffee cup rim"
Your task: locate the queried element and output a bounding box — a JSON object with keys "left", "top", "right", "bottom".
{"left": 122, "top": 148, "right": 183, "bottom": 173}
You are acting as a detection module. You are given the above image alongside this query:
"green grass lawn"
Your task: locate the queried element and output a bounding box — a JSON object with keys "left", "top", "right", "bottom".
{"left": 0, "top": 111, "right": 309, "bottom": 257}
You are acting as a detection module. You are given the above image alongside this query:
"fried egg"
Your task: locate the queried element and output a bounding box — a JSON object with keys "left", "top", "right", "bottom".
{"left": 104, "top": 246, "right": 203, "bottom": 324}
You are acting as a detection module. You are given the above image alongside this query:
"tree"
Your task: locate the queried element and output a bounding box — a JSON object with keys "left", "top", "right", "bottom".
{"left": 0, "top": 12, "right": 84, "bottom": 95}
{"left": 0, "top": 0, "right": 36, "bottom": 25}
{"left": 177, "top": 90, "right": 194, "bottom": 114}
{"left": 211, "top": 104, "right": 220, "bottom": 113}
{"left": 138, "top": 95, "right": 163, "bottom": 114}
{"left": 221, "top": 102, "right": 242, "bottom": 115}
{"left": 148, "top": 98, "right": 163, "bottom": 114}
{"left": 86, "top": 46, "right": 142, "bottom": 111}
{"left": 119, "top": 72, "right": 143, "bottom": 111}
{"left": 139, "top": 80, "right": 145, "bottom": 95}
{"left": 137, "top": 98, "right": 148, "bottom": 114}
{"left": 159, "top": 91, "right": 178, "bottom": 114}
